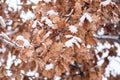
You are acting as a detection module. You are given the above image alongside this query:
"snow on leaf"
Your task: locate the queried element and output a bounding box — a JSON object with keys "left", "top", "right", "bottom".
{"left": 20, "top": 70, "right": 25, "bottom": 74}
{"left": 105, "top": 56, "right": 120, "bottom": 77}
{"left": 84, "top": 13, "right": 93, "bottom": 22}
{"left": 97, "top": 28, "right": 105, "bottom": 35}
{"left": 0, "top": 44, "right": 6, "bottom": 53}
{"left": 45, "top": 63, "right": 54, "bottom": 70}
{"left": 14, "top": 58, "right": 22, "bottom": 66}
{"left": 29, "top": 0, "right": 40, "bottom": 4}
{"left": 65, "top": 36, "right": 82, "bottom": 48}
{"left": 32, "top": 20, "right": 38, "bottom": 28}
{"left": 47, "top": 10, "right": 58, "bottom": 16}
{"left": 32, "top": 20, "right": 44, "bottom": 28}
{"left": 26, "top": 70, "right": 39, "bottom": 77}
{"left": 102, "top": 76, "right": 107, "bottom": 80}
{"left": 16, "top": 35, "right": 31, "bottom": 47}
{"left": 69, "top": 25, "right": 78, "bottom": 33}
{"left": 65, "top": 35, "right": 73, "bottom": 38}
{"left": 20, "top": 10, "right": 35, "bottom": 22}
{"left": 44, "top": 31, "right": 52, "bottom": 39}
{"left": 41, "top": 17, "right": 55, "bottom": 29}
{"left": 5, "top": 0, "right": 22, "bottom": 11}
{"left": 6, "top": 70, "right": 13, "bottom": 76}
{"left": 54, "top": 75, "right": 61, "bottom": 80}
{"left": 44, "top": 0, "right": 52, "bottom": 3}
{"left": 79, "top": 12, "right": 92, "bottom": 25}
{"left": 100, "top": 0, "right": 111, "bottom": 7}
{"left": 6, "top": 52, "right": 16, "bottom": 69}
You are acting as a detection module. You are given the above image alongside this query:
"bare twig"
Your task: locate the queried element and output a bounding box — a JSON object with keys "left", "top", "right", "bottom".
{"left": 95, "top": 35, "right": 120, "bottom": 44}
{"left": 0, "top": 32, "right": 23, "bottom": 49}
{"left": 65, "top": 9, "right": 75, "bottom": 22}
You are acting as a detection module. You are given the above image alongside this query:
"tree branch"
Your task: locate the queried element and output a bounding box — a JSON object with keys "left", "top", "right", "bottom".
{"left": 95, "top": 35, "right": 120, "bottom": 44}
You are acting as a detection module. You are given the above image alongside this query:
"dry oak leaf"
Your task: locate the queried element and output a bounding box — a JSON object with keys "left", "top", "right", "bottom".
{"left": 50, "top": 42, "right": 63, "bottom": 53}
{"left": 55, "top": 64, "right": 66, "bottom": 76}
{"left": 42, "top": 69, "right": 55, "bottom": 79}
{"left": 85, "top": 32, "right": 97, "bottom": 45}
{"left": 20, "top": 47, "right": 34, "bottom": 62}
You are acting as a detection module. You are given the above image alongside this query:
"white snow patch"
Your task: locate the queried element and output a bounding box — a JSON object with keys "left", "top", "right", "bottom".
{"left": 95, "top": 41, "right": 111, "bottom": 54}
{"left": 16, "top": 35, "right": 31, "bottom": 47}
{"left": 0, "top": 44, "right": 6, "bottom": 53}
{"left": 105, "top": 56, "right": 120, "bottom": 77}
{"left": 20, "top": 10, "right": 35, "bottom": 22}
{"left": 20, "top": 70, "right": 25, "bottom": 74}
{"left": 102, "top": 76, "right": 107, "bottom": 80}
{"left": 54, "top": 75, "right": 61, "bottom": 80}
{"left": 14, "top": 58, "right": 22, "bottom": 66}
{"left": 53, "top": 0, "right": 57, "bottom": 3}
{"left": 97, "top": 28, "right": 104, "bottom": 35}
{"left": 29, "top": 0, "right": 40, "bottom": 4}
{"left": 6, "top": 52, "right": 16, "bottom": 69}
{"left": 32, "top": 20, "right": 44, "bottom": 28}
{"left": 45, "top": 63, "right": 54, "bottom": 70}
{"left": 5, "top": 0, "right": 22, "bottom": 11}
{"left": 100, "top": 0, "right": 111, "bottom": 6}
{"left": 6, "top": 70, "right": 13, "bottom": 76}
{"left": 44, "top": 0, "right": 52, "bottom": 3}
{"left": 26, "top": 70, "right": 39, "bottom": 77}
{"left": 12, "top": 78, "right": 15, "bottom": 80}
{"left": 47, "top": 10, "right": 58, "bottom": 16}
{"left": 114, "top": 42, "right": 120, "bottom": 56}
{"left": 65, "top": 35, "right": 73, "bottom": 38}
{"left": 65, "top": 36, "right": 82, "bottom": 48}
{"left": 97, "top": 59, "right": 104, "bottom": 66}
{"left": 79, "top": 12, "right": 92, "bottom": 25}
{"left": 69, "top": 25, "right": 78, "bottom": 33}
{"left": 32, "top": 20, "right": 38, "bottom": 28}
{"left": 97, "top": 50, "right": 109, "bottom": 66}
{"left": 86, "top": 44, "right": 91, "bottom": 48}
{"left": 44, "top": 77, "right": 48, "bottom": 80}
{"left": 104, "top": 41, "right": 111, "bottom": 49}
{"left": 66, "top": 72, "right": 70, "bottom": 75}
{"left": 102, "top": 50, "right": 109, "bottom": 59}
{"left": 41, "top": 17, "right": 55, "bottom": 29}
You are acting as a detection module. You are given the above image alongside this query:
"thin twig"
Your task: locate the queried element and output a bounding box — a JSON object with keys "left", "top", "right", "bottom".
{"left": 0, "top": 32, "right": 23, "bottom": 49}
{"left": 95, "top": 35, "right": 120, "bottom": 44}
{"left": 65, "top": 9, "right": 75, "bottom": 22}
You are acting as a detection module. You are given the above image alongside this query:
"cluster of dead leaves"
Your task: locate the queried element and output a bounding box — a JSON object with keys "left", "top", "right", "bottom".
{"left": 0, "top": 0, "right": 120, "bottom": 80}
